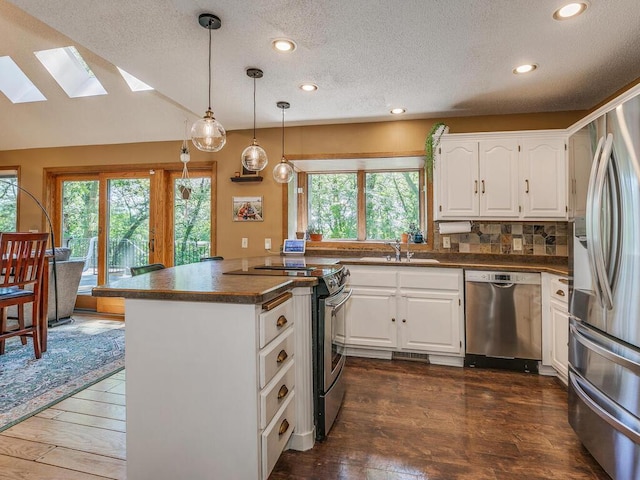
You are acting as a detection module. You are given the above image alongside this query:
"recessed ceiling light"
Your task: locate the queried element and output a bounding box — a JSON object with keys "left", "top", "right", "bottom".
{"left": 272, "top": 39, "right": 296, "bottom": 53}
{"left": 513, "top": 64, "right": 538, "bottom": 74}
{"left": 299, "top": 83, "right": 318, "bottom": 92}
{"left": 390, "top": 108, "right": 406, "bottom": 115}
{"left": 553, "top": 2, "right": 588, "bottom": 20}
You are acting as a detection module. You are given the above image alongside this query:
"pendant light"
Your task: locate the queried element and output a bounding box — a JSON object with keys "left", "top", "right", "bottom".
{"left": 190, "top": 13, "right": 226, "bottom": 152}
{"left": 273, "top": 101, "right": 294, "bottom": 183}
{"left": 241, "top": 68, "right": 268, "bottom": 171}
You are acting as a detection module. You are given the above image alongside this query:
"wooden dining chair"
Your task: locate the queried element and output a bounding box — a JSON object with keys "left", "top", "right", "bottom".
{"left": 130, "top": 263, "right": 166, "bottom": 276}
{"left": 0, "top": 232, "right": 49, "bottom": 359}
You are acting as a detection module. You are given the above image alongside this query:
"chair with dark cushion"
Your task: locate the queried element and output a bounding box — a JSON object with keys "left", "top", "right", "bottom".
{"left": 130, "top": 263, "right": 166, "bottom": 276}
{"left": 200, "top": 256, "right": 224, "bottom": 261}
{"left": 0, "top": 232, "right": 49, "bottom": 359}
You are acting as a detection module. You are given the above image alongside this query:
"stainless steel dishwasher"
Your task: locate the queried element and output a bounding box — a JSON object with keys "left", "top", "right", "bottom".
{"left": 465, "top": 270, "right": 542, "bottom": 372}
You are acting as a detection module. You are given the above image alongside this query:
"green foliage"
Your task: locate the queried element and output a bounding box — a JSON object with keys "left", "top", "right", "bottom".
{"left": 0, "top": 177, "right": 18, "bottom": 232}
{"left": 425, "top": 122, "right": 447, "bottom": 181}
{"left": 307, "top": 171, "right": 421, "bottom": 241}
{"left": 173, "top": 177, "right": 211, "bottom": 265}
{"left": 306, "top": 224, "right": 322, "bottom": 234}
{"left": 365, "top": 172, "right": 419, "bottom": 240}
{"left": 308, "top": 173, "right": 357, "bottom": 239}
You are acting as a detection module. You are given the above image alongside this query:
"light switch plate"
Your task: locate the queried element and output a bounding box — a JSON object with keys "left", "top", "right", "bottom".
{"left": 242, "top": 238, "right": 248, "bottom": 248}
{"left": 513, "top": 237, "right": 523, "bottom": 251}
{"left": 442, "top": 236, "right": 451, "bottom": 248}
{"left": 264, "top": 238, "right": 271, "bottom": 250}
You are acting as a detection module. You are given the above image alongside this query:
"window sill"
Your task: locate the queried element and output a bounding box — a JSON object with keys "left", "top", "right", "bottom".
{"left": 305, "top": 239, "right": 433, "bottom": 253}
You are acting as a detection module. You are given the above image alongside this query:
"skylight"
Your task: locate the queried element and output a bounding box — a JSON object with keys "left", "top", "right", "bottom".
{"left": 117, "top": 67, "right": 154, "bottom": 92}
{"left": 0, "top": 56, "right": 46, "bottom": 103}
{"left": 34, "top": 46, "right": 107, "bottom": 98}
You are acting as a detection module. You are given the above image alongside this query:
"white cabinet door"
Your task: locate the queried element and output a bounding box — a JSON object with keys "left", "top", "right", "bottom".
{"left": 479, "top": 139, "right": 520, "bottom": 217}
{"left": 398, "top": 292, "right": 462, "bottom": 355}
{"left": 438, "top": 140, "right": 479, "bottom": 218}
{"left": 344, "top": 287, "right": 397, "bottom": 348}
{"left": 550, "top": 300, "right": 569, "bottom": 382}
{"left": 520, "top": 137, "right": 567, "bottom": 218}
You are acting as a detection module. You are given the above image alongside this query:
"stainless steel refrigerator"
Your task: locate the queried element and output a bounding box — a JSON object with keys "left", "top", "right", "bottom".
{"left": 569, "top": 93, "right": 640, "bottom": 480}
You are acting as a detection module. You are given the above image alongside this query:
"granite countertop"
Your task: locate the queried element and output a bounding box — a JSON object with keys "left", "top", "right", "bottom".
{"left": 91, "top": 256, "right": 334, "bottom": 304}
{"left": 92, "top": 254, "right": 568, "bottom": 304}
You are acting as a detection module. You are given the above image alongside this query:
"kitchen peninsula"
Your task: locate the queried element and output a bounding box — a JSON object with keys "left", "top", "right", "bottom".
{"left": 93, "top": 257, "right": 336, "bottom": 480}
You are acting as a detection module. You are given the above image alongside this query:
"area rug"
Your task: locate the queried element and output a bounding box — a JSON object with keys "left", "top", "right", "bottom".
{"left": 0, "top": 319, "right": 125, "bottom": 432}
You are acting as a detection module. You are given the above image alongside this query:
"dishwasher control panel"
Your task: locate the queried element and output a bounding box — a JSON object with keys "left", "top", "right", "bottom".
{"left": 465, "top": 270, "right": 541, "bottom": 285}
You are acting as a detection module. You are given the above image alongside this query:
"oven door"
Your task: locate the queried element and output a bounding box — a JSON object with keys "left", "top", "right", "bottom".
{"left": 323, "top": 287, "right": 352, "bottom": 390}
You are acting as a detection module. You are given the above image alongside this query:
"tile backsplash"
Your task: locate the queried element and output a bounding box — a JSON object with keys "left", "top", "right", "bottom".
{"left": 433, "top": 221, "right": 568, "bottom": 256}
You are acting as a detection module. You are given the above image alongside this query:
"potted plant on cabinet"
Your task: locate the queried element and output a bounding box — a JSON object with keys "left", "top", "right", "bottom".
{"left": 306, "top": 225, "right": 323, "bottom": 242}
{"left": 425, "top": 122, "right": 449, "bottom": 181}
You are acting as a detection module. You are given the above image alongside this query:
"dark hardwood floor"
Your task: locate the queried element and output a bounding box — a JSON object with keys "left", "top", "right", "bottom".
{"left": 270, "top": 358, "right": 610, "bottom": 480}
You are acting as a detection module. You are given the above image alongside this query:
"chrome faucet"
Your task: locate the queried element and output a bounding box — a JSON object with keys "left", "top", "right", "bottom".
{"left": 385, "top": 239, "right": 402, "bottom": 261}
{"left": 406, "top": 245, "right": 414, "bottom": 262}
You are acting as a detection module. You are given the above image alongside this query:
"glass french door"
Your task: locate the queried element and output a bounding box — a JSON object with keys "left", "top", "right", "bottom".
{"left": 52, "top": 166, "right": 215, "bottom": 313}
{"left": 57, "top": 172, "right": 153, "bottom": 312}
{"left": 172, "top": 173, "right": 212, "bottom": 265}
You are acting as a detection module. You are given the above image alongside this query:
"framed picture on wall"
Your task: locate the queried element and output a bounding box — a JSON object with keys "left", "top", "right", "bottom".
{"left": 233, "top": 196, "right": 263, "bottom": 222}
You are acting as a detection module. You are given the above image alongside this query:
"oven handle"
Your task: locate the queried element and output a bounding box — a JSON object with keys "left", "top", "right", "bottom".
{"left": 326, "top": 288, "right": 352, "bottom": 311}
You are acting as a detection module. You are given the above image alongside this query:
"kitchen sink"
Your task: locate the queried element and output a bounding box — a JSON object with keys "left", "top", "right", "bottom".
{"left": 358, "top": 257, "right": 440, "bottom": 264}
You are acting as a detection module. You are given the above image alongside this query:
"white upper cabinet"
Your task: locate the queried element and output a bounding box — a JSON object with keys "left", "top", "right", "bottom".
{"left": 437, "top": 140, "right": 478, "bottom": 217}
{"left": 479, "top": 139, "right": 520, "bottom": 217}
{"left": 520, "top": 137, "right": 567, "bottom": 218}
{"left": 435, "top": 131, "right": 568, "bottom": 220}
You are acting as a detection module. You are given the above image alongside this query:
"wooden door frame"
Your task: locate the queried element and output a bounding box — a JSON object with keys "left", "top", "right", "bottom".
{"left": 44, "top": 161, "right": 216, "bottom": 313}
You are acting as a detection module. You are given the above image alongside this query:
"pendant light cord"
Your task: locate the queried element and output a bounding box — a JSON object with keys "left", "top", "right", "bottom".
{"left": 281, "top": 106, "right": 285, "bottom": 159}
{"left": 207, "top": 22, "right": 212, "bottom": 111}
{"left": 253, "top": 76, "right": 257, "bottom": 140}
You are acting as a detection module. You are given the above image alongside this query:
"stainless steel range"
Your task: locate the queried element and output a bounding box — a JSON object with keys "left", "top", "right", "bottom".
{"left": 225, "top": 261, "right": 351, "bottom": 440}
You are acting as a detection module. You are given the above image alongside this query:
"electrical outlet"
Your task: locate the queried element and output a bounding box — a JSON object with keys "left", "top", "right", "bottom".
{"left": 241, "top": 237, "right": 248, "bottom": 248}
{"left": 513, "top": 237, "right": 523, "bottom": 251}
{"left": 265, "top": 238, "right": 271, "bottom": 250}
{"left": 442, "top": 236, "right": 451, "bottom": 248}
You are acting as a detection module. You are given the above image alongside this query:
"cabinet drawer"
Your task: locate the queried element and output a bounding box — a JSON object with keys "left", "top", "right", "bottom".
{"left": 261, "top": 391, "right": 295, "bottom": 480}
{"left": 398, "top": 269, "right": 461, "bottom": 291}
{"left": 348, "top": 267, "right": 396, "bottom": 287}
{"left": 260, "top": 360, "right": 295, "bottom": 429}
{"left": 259, "top": 327, "right": 294, "bottom": 388}
{"left": 259, "top": 299, "right": 294, "bottom": 348}
{"left": 551, "top": 276, "right": 568, "bottom": 304}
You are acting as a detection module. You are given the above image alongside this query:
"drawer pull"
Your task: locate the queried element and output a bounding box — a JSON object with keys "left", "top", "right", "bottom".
{"left": 276, "top": 349, "right": 288, "bottom": 364}
{"left": 559, "top": 278, "right": 569, "bottom": 285}
{"left": 277, "top": 384, "right": 289, "bottom": 400}
{"left": 391, "top": 317, "right": 396, "bottom": 322}
{"left": 278, "top": 419, "right": 290, "bottom": 436}
{"left": 556, "top": 289, "right": 566, "bottom": 296}
{"left": 276, "top": 315, "right": 288, "bottom": 328}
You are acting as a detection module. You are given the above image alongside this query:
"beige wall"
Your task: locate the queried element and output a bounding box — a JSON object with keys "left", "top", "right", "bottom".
{"left": 0, "top": 111, "right": 585, "bottom": 259}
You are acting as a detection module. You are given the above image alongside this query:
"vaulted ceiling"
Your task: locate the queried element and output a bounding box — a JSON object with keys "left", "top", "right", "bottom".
{"left": 2, "top": 0, "right": 640, "bottom": 151}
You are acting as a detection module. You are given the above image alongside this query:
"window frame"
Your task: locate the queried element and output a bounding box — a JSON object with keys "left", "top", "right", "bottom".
{"left": 297, "top": 165, "right": 429, "bottom": 245}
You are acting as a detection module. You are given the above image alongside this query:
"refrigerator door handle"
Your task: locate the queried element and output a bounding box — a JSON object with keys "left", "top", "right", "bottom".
{"left": 585, "top": 135, "right": 605, "bottom": 306}
{"left": 571, "top": 321, "right": 640, "bottom": 375}
{"left": 591, "top": 133, "right": 615, "bottom": 310}
{"left": 570, "top": 371, "right": 640, "bottom": 444}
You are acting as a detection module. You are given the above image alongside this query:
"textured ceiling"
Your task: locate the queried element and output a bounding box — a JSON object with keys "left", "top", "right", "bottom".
{"left": 2, "top": 0, "right": 640, "bottom": 150}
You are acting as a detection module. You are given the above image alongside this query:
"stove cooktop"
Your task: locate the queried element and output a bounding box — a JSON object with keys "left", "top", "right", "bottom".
{"left": 224, "top": 264, "right": 341, "bottom": 278}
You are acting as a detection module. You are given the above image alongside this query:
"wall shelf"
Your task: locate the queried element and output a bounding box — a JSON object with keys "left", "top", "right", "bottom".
{"left": 230, "top": 176, "right": 263, "bottom": 183}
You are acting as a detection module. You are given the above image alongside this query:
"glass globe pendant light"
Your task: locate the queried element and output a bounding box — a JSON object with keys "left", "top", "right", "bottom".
{"left": 273, "top": 101, "right": 294, "bottom": 183}
{"left": 241, "top": 68, "right": 268, "bottom": 171}
{"left": 191, "top": 13, "right": 226, "bottom": 153}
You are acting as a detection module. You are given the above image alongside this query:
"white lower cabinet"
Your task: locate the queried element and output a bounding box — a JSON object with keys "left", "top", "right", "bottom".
{"left": 345, "top": 266, "right": 464, "bottom": 365}
{"left": 541, "top": 273, "right": 569, "bottom": 383}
